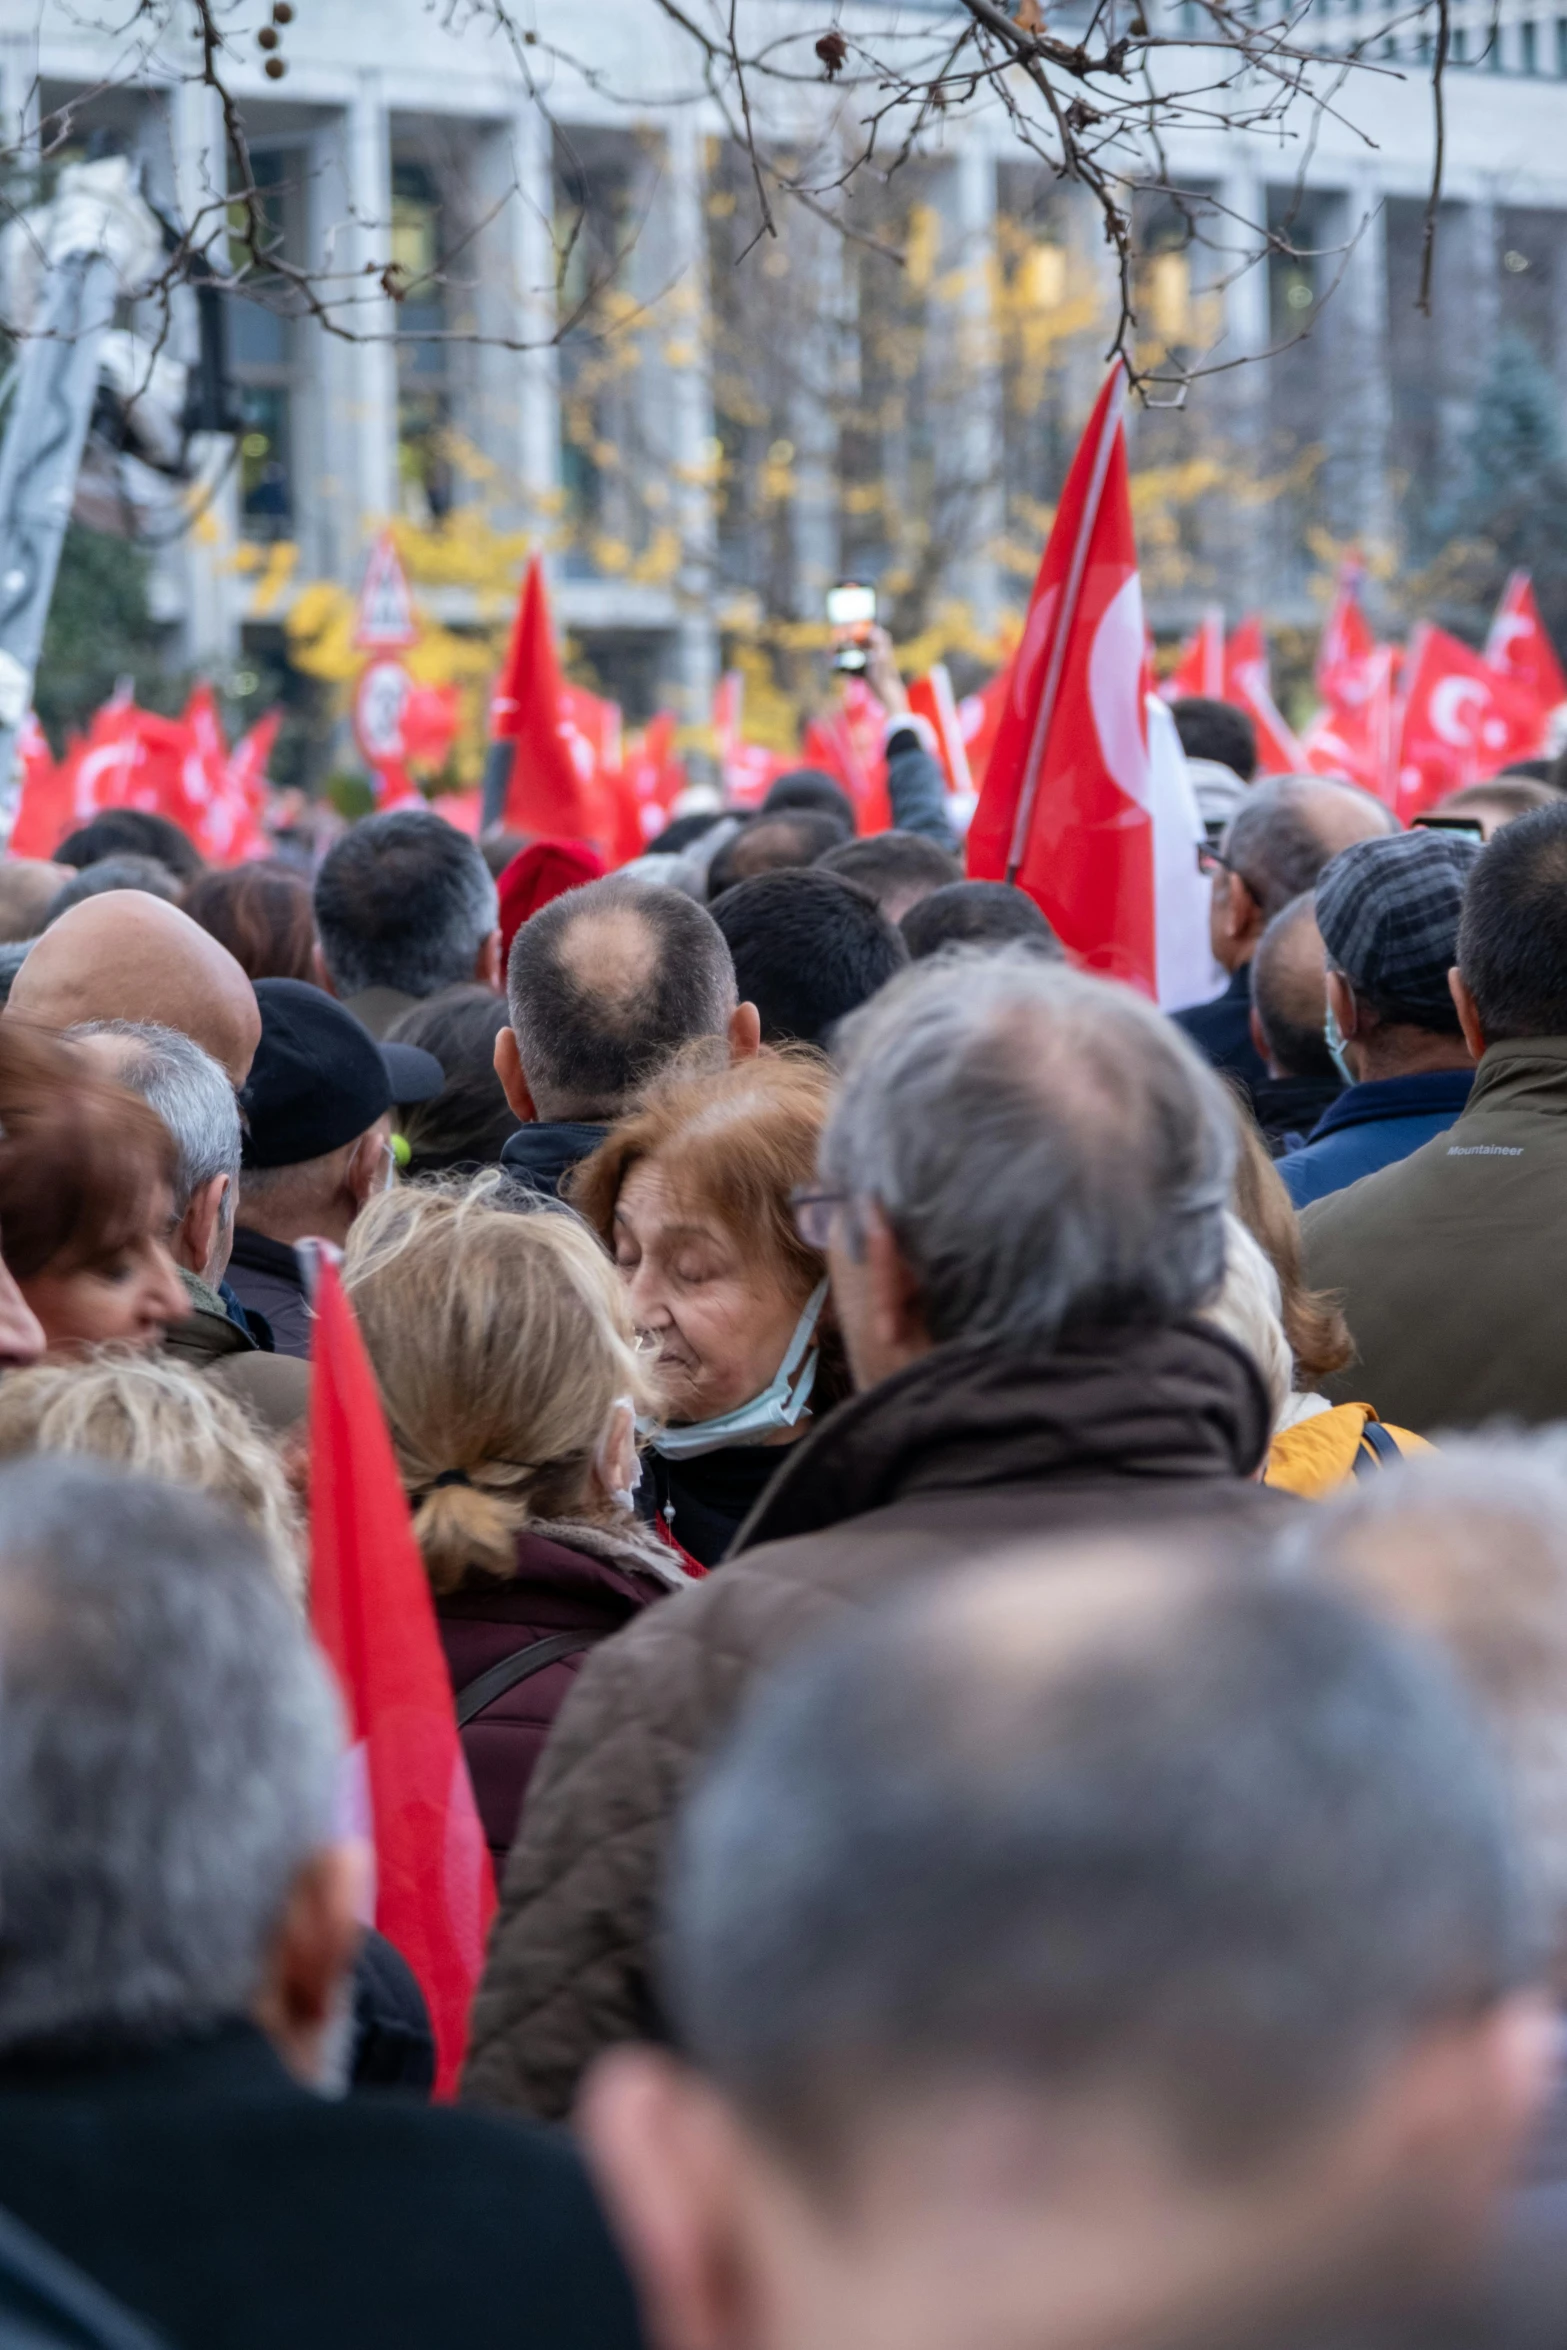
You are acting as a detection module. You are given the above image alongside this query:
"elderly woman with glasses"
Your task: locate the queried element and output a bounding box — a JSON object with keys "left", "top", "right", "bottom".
{"left": 568, "top": 1051, "right": 847, "bottom": 1568}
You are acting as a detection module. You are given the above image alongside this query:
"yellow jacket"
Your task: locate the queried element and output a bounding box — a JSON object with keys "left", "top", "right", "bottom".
{"left": 1265, "top": 1402, "right": 1433, "bottom": 1500}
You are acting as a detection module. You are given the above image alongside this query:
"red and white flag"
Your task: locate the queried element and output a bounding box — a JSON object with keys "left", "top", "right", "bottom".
{"left": 908, "top": 663, "right": 974, "bottom": 800}
{"left": 490, "top": 556, "right": 603, "bottom": 846}
{"left": 967, "top": 363, "right": 1160, "bottom": 995}
{"left": 1394, "top": 623, "right": 1546, "bottom": 820}
{"left": 1160, "top": 605, "right": 1226, "bottom": 703}
{"left": 1224, "top": 618, "right": 1305, "bottom": 777}
{"left": 309, "top": 1258, "right": 495, "bottom": 2098}
{"left": 1485, "top": 571, "right": 1567, "bottom": 716}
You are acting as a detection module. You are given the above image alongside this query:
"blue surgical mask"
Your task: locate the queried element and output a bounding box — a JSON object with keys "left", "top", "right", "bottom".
{"left": 643, "top": 1279, "right": 830, "bottom": 1460}
{"left": 1323, "top": 1003, "right": 1356, "bottom": 1086}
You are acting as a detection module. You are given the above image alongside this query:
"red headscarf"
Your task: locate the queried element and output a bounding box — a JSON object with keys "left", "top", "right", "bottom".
{"left": 496, "top": 837, "right": 607, "bottom": 966}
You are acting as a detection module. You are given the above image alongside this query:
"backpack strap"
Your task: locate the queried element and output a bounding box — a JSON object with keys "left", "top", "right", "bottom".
{"left": 456, "top": 1632, "right": 602, "bottom": 1728}
{"left": 1352, "top": 1418, "right": 1402, "bottom": 1477}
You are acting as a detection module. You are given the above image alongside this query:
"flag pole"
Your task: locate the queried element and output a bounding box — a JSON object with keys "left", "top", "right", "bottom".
{"left": 1006, "top": 363, "right": 1128, "bottom": 881}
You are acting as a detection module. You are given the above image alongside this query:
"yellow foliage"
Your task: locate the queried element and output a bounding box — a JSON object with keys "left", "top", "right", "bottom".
{"left": 904, "top": 203, "right": 942, "bottom": 295}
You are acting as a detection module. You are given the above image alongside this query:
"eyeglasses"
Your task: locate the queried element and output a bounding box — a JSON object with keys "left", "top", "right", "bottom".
{"left": 789, "top": 1186, "right": 848, "bottom": 1250}
{"left": 1195, "top": 844, "right": 1257, "bottom": 896}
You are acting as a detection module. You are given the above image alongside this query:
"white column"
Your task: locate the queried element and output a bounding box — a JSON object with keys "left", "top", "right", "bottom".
{"left": 170, "top": 76, "right": 239, "bottom": 672}
{"left": 1336, "top": 181, "right": 1393, "bottom": 564}
{"left": 1217, "top": 164, "right": 1271, "bottom": 609}
{"left": 510, "top": 97, "right": 560, "bottom": 539}
{"left": 346, "top": 81, "right": 398, "bottom": 531}
{"left": 943, "top": 144, "right": 1003, "bottom": 637}
{"left": 665, "top": 114, "right": 718, "bottom": 726}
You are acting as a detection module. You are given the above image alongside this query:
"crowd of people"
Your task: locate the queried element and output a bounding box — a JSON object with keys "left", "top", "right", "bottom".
{"left": 1, "top": 655, "right": 1567, "bottom": 2350}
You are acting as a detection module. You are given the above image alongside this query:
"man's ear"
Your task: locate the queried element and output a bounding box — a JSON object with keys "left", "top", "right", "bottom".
{"left": 345, "top": 1123, "right": 390, "bottom": 1208}
{"left": 1449, "top": 968, "right": 1485, "bottom": 1062}
{"left": 311, "top": 942, "right": 338, "bottom": 999}
{"left": 175, "top": 1172, "right": 229, "bottom": 1280}
{"left": 494, "top": 1024, "right": 538, "bottom": 1121}
{"left": 728, "top": 1000, "right": 762, "bottom": 1062}
{"left": 1326, "top": 968, "right": 1361, "bottom": 1041}
{"left": 475, "top": 926, "right": 504, "bottom": 994}
{"left": 1248, "top": 1006, "right": 1278, "bottom": 1080}
{"left": 864, "top": 1201, "right": 929, "bottom": 1367}
{"left": 252, "top": 1843, "right": 366, "bottom": 2088}
{"left": 578, "top": 2047, "right": 766, "bottom": 2350}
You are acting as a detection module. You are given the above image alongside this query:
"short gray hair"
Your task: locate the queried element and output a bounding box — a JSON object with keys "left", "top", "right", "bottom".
{"left": 0, "top": 1458, "right": 340, "bottom": 2050}
{"left": 1285, "top": 1431, "right": 1567, "bottom": 1975}
{"left": 70, "top": 1020, "right": 241, "bottom": 1217}
{"left": 663, "top": 1559, "right": 1529, "bottom": 2175}
{"left": 1223, "top": 777, "right": 1393, "bottom": 921}
{"left": 314, "top": 810, "right": 499, "bottom": 1001}
{"left": 819, "top": 951, "right": 1235, "bottom": 1349}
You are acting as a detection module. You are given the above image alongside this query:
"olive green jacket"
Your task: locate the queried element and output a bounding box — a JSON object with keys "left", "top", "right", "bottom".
{"left": 1304, "top": 1036, "right": 1567, "bottom": 1434}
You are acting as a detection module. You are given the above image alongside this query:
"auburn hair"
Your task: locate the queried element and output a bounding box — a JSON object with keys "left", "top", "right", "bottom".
{"left": 0, "top": 1020, "right": 176, "bottom": 1280}
{"left": 568, "top": 1048, "right": 835, "bottom": 1311}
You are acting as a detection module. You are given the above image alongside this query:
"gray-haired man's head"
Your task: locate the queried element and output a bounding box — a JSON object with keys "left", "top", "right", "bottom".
{"left": 69, "top": 1020, "right": 242, "bottom": 1289}
{"left": 1290, "top": 1430, "right": 1567, "bottom": 1995}
{"left": 498, "top": 874, "right": 746, "bottom": 1125}
{"left": 817, "top": 951, "right": 1235, "bottom": 1387}
{"left": 313, "top": 809, "right": 500, "bottom": 1005}
{"left": 0, "top": 1460, "right": 346, "bottom": 2073}
{"left": 581, "top": 1551, "right": 1551, "bottom": 2350}
{"left": 1210, "top": 777, "right": 1394, "bottom": 978}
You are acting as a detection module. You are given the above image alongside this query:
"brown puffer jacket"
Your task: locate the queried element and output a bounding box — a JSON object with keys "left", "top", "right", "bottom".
{"left": 461, "top": 1319, "right": 1291, "bottom": 2120}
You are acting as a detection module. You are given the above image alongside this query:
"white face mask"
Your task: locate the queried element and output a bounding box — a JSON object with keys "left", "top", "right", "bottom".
{"left": 643, "top": 1279, "right": 830, "bottom": 1461}
{"left": 595, "top": 1395, "right": 642, "bottom": 1515}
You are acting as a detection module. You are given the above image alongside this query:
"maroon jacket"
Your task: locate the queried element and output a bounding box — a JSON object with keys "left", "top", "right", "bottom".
{"left": 438, "top": 1526, "right": 692, "bottom": 1865}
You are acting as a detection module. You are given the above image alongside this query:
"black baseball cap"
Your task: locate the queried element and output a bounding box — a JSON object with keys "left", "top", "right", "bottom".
{"left": 242, "top": 979, "right": 444, "bottom": 1169}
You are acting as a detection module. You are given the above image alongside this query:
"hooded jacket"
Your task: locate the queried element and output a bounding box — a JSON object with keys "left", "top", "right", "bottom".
{"left": 1304, "top": 1036, "right": 1567, "bottom": 1432}
{"left": 461, "top": 1320, "right": 1287, "bottom": 2120}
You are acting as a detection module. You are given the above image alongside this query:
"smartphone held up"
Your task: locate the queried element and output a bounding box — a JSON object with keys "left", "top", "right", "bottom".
{"left": 828, "top": 581, "right": 877, "bottom": 674}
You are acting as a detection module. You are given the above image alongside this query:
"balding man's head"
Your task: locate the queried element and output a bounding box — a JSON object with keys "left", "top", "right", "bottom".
{"left": 1224, "top": 778, "right": 1394, "bottom": 922}
{"left": 502, "top": 876, "right": 740, "bottom": 1123}
{"left": 7, "top": 894, "right": 261, "bottom": 1084}
{"left": 583, "top": 1549, "right": 1544, "bottom": 2350}
{"left": 1251, "top": 892, "right": 1335, "bottom": 1081}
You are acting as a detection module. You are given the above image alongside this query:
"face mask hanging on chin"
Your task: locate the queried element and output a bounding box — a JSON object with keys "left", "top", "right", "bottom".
{"left": 643, "top": 1278, "right": 831, "bottom": 1461}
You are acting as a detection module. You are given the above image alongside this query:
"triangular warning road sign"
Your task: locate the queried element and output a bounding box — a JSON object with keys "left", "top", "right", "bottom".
{"left": 354, "top": 533, "right": 418, "bottom": 651}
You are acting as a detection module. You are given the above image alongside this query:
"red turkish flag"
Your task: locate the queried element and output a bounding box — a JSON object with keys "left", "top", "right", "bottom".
{"left": 1224, "top": 618, "right": 1305, "bottom": 777}
{"left": 621, "top": 711, "right": 686, "bottom": 853}
{"left": 1395, "top": 623, "right": 1547, "bottom": 819}
{"left": 908, "top": 664, "right": 973, "bottom": 797}
{"left": 967, "top": 363, "right": 1156, "bottom": 994}
{"left": 491, "top": 556, "right": 602, "bottom": 843}
{"left": 961, "top": 665, "right": 1012, "bottom": 788}
{"left": 1316, "top": 563, "right": 1380, "bottom": 706}
{"left": 8, "top": 712, "right": 67, "bottom": 856}
{"left": 801, "top": 677, "right": 893, "bottom": 833}
{"left": 1161, "top": 605, "right": 1225, "bottom": 702}
{"left": 308, "top": 1259, "right": 496, "bottom": 2097}
{"left": 1485, "top": 571, "right": 1567, "bottom": 714}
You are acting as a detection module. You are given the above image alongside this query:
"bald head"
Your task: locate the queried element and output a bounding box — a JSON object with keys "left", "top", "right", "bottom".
{"left": 7, "top": 893, "right": 261, "bottom": 1084}
{"left": 663, "top": 1547, "right": 1529, "bottom": 2185}
{"left": 1251, "top": 892, "right": 1335, "bottom": 1081}
{"left": 1225, "top": 778, "right": 1394, "bottom": 922}
{"left": 505, "top": 875, "right": 738, "bottom": 1121}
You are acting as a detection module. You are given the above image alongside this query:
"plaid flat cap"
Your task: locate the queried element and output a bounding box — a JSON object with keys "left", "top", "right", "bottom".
{"left": 1314, "top": 829, "right": 1484, "bottom": 1019}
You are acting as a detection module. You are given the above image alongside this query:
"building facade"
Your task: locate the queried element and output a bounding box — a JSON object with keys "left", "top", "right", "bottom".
{"left": 6, "top": 0, "right": 1567, "bottom": 741}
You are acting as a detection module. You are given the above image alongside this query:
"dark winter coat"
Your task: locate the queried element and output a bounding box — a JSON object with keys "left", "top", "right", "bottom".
{"left": 225, "top": 1229, "right": 312, "bottom": 1359}
{"left": 439, "top": 1522, "right": 696, "bottom": 1864}
{"left": 498, "top": 1122, "right": 609, "bottom": 1202}
{"left": 0, "top": 2022, "right": 643, "bottom": 2350}
{"left": 461, "top": 1320, "right": 1288, "bottom": 2120}
{"left": 1173, "top": 961, "right": 1269, "bottom": 1098}
{"left": 1305, "top": 1036, "right": 1567, "bottom": 1431}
